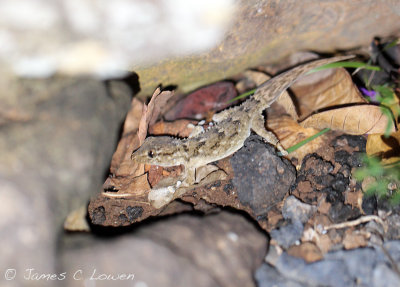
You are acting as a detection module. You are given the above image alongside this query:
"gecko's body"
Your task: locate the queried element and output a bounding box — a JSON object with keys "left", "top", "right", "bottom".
{"left": 132, "top": 56, "right": 353, "bottom": 187}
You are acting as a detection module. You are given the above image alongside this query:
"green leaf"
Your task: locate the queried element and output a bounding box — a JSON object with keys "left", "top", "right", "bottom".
{"left": 281, "top": 128, "right": 331, "bottom": 155}
{"left": 227, "top": 89, "right": 255, "bottom": 104}
{"left": 383, "top": 38, "right": 400, "bottom": 51}
{"left": 381, "top": 108, "right": 394, "bottom": 137}
{"left": 308, "top": 61, "right": 381, "bottom": 74}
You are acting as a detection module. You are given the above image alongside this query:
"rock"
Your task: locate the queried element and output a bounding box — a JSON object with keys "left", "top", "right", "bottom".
{"left": 117, "top": 1, "right": 400, "bottom": 96}
{"left": 385, "top": 214, "right": 400, "bottom": 240}
{"left": 342, "top": 230, "right": 368, "bottom": 249}
{"left": 0, "top": 74, "right": 132, "bottom": 287}
{"left": 0, "top": 0, "right": 233, "bottom": 78}
{"left": 328, "top": 201, "right": 361, "bottom": 223}
{"left": 258, "top": 242, "right": 400, "bottom": 287}
{"left": 231, "top": 135, "right": 296, "bottom": 217}
{"left": 325, "top": 247, "right": 385, "bottom": 285}
{"left": 255, "top": 264, "right": 306, "bottom": 287}
{"left": 275, "top": 252, "right": 353, "bottom": 286}
{"left": 372, "top": 263, "right": 400, "bottom": 287}
{"left": 60, "top": 211, "right": 268, "bottom": 287}
{"left": 331, "top": 135, "right": 367, "bottom": 152}
{"left": 287, "top": 242, "right": 323, "bottom": 263}
{"left": 282, "top": 196, "right": 317, "bottom": 224}
{"left": 1, "top": 1, "right": 399, "bottom": 94}
{"left": 270, "top": 220, "right": 304, "bottom": 249}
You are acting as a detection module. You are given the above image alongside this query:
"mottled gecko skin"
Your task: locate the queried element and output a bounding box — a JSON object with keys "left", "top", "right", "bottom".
{"left": 132, "top": 56, "right": 354, "bottom": 186}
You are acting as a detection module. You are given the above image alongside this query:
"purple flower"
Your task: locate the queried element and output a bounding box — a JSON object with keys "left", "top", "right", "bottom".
{"left": 360, "top": 87, "right": 377, "bottom": 102}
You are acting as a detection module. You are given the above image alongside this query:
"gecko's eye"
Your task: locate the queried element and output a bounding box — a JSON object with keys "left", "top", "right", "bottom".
{"left": 148, "top": 150, "right": 154, "bottom": 158}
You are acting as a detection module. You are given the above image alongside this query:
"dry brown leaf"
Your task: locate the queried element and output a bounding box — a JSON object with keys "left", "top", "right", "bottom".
{"left": 300, "top": 105, "right": 395, "bottom": 135}
{"left": 243, "top": 70, "right": 270, "bottom": 86}
{"left": 103, "top": 173, "right": 151, "bottom": 197}
{"left": 109, "top": 98, "right": 144, "bottom": 176}
{"left": 138, "top": 87, "right": 174, "bottom": 144}
{"left": 345, "top": 189, "right": 364, "bottom": 211}
{"left": 149, "top": 119, "right": 196, "bottom": 138}
{"left": 275, "top": 92, "right": 298, "bottom": 120}
{"left": 290, "top": 68, "right": 366, "bottom": 119}
{"left": 64, "top": 205, "right": 90, "bottom": 232}
{"left": 287, "top": 242, "right": 323, "bottom": 263}
{"left": 105, "top": 89, "right": 190, "bottom": 199}
{"left": 109, "top": 88, "right": 175, "bottom": 178}
{"left": 267, "top": 115, "right": 327, "bottom": 161}
{"left": 366, "top": 131, "right": 400, "bottom": 163}
{"left": 314, "top": 233, "right": 333, "bottom": 254}
{"left": 266, "top": 67, "right": 373, "bottom": 159}
{"left": 342, "top": 230, "right": 368, "bottom": 249}
{"left": 235, "top": 70, "right": 270, "bottom": 94}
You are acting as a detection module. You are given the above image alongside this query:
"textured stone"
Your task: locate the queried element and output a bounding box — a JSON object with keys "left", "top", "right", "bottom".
{"left": 0, "top": 74, "right": 132, "bottom": 287}
{"left": 1, "top": 1, "right": 399, "bottom": 94}
{"left": 257, "top": 241, "right": 400, "bottom": 287}
{"left": 137, "top": 1, "right": 400, "bottom": 96}
{"left": 231, "top": 136, "right": 296, "bottom": 217}
{"left": 0, "top": 0, "right": 234, "bottom": 78}
{"left": 255, "top": 264, "right": 306, "bottom": 287}
{"left": 270, "top": 220, "right": 304, "bottom": 249}
{"left": 60, "top": 211, "right": 267, "bottom": 287}
{"left": 282, "top": 196, "right": 317, "bottom": 224}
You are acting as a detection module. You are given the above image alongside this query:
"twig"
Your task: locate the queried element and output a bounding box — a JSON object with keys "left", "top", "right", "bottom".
{"left": 324, "top": 215, "right": 387, "bottom": 232}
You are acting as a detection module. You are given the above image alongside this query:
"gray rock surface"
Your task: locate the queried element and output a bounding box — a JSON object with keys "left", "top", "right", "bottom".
{"left": 0, "top": 0, "right": 233, "bottom": 77}
{"left": 60, "top": 211, "right": 267, "bottom": 287}
{"left": 0, "top": 75, "right": 132, "bottom": 287}
{"left": 270, "top": 221, "right": 304, "bottom": 250}
{"left": 256, "top": 241, "right": 400, "bottom": 287}
{"left": 1, "top": 1, "right": 399, "bottom": 95}
{"left": 231, "top": 136, "right": 296, "bottom": 218}
{"left": 255, "top": 264, "right": 305, "bottom": 287}
{"left": 282, "top": 196, "right": 317, "bottom": 224}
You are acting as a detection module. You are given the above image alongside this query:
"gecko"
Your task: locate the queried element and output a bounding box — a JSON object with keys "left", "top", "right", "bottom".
{"left": 131, "top": 55, "right": 354, "bottom": 191}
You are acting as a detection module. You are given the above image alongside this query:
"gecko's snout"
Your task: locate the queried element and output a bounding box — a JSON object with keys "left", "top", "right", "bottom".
{"left": 130, "top": 146, "right": 142, "bottom": 160}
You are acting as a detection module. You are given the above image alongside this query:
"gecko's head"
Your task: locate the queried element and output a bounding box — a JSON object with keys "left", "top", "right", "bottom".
{"left": 131, "top": 136, "right": 186, "bottom": 166}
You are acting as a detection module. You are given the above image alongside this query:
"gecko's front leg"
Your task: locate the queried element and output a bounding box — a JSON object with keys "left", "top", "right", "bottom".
{"left": 143, "top": 161, "right": 195, "bottom": 208}
{"left": 250, "top": 111, "right": 288, "bottom": 155}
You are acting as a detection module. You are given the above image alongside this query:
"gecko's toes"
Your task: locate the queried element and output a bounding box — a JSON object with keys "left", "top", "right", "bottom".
{"left": 276, "top": 143, "right": 288, "bottom": 156}
{"left": 280, "top": 149, "right": 288, "bottom": 156}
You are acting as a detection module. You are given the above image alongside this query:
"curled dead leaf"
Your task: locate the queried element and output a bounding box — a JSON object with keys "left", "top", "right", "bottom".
{"left": 138, "top": 87, "right": 174, "bottom": 144}
{"left": 235, "top": 70, "right": 270, "bottom": 94}
{"left": 366, "top": 131, "right": 400, "bottom": 163}
{"left": 290, "top": 68, "right": 366, "bottom": 119}
{"left": 275, "top": 92, "right": 298, "bottom": 120}
{"left": 109, "top": 98, "right": 144, "bottom": 176}
{"left": 149, "top": 119, "right": 196, "bottom": 138}
{"left": 105, "top": 88, "right": 174, "bottom": 199}
{"left": 267, "top": 115, "right": 327, "bottom": 162}
{"left": 300, "top": 104, "right": 395, "bottom": 135}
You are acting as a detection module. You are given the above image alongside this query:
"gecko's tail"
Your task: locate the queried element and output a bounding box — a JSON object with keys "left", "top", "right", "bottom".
{"left": 254, "top": 55, "right": 356, "bottom": 104}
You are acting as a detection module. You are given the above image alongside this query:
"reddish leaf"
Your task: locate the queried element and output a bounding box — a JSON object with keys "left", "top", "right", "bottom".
{"left": 164, "top": 82, "right": 237, "bottom": 121}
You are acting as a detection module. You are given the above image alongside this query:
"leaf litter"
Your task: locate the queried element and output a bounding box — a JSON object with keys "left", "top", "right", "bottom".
{"left": 88, "top": 50, "right": 400, "bottom": 265}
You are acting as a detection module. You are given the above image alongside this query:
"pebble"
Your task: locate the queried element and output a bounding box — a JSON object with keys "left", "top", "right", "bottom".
{"left": 256, "top": 241, "right": 400, "bottom": 287}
